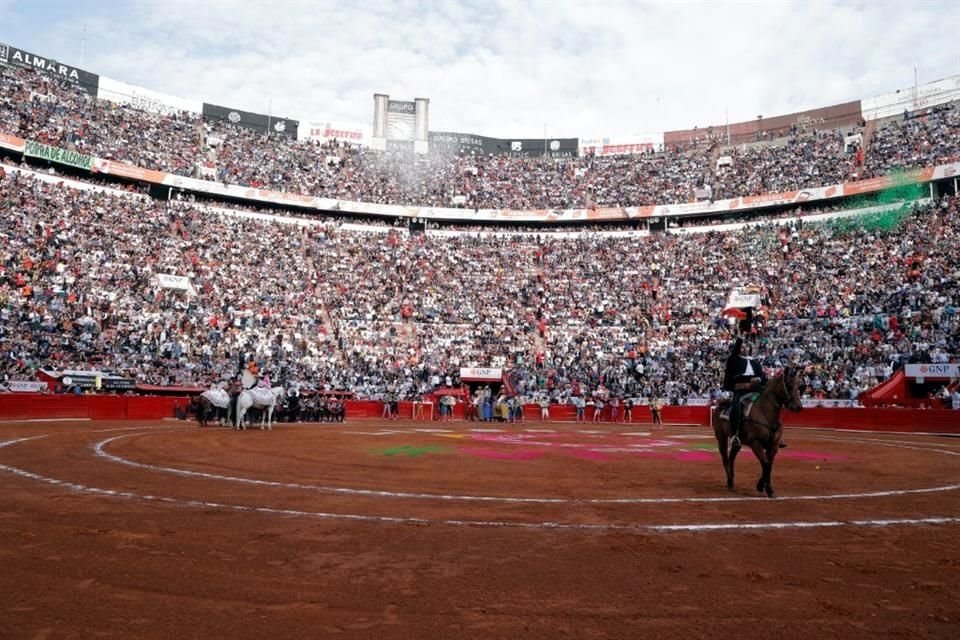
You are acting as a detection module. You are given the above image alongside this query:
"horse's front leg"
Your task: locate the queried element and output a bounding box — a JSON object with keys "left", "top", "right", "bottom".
{"left": 764, "top": 446, "right": 779, "bottom": 498}
{"left": 749, "top": 440, "right": 772, "bottom": 496}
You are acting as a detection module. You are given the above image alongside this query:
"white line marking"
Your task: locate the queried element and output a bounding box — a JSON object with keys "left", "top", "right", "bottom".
{"left": 90, "top": 433, "right": 960, "bottom": 505}
{"left": 469, "top": 429, "right": 504, "bottom": 433}
{"left": 2, "top": 456, "right": 958, "bottom": 533}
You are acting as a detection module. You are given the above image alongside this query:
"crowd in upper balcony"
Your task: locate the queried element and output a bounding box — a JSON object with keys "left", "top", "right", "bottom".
{"left": 3, "top": 64, "right": 958, "bottom": 213}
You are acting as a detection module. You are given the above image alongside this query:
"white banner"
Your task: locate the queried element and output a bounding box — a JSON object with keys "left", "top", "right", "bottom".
{"left": 7, "top": 380, "right": 47, "bottom": 392}
{"left": 579, "top": 132, "right": 664, "bottom": 156}
{"left": 156, "top": 273, "right": 195, "bottom": 294}
{"left": 460, "top": 367, "right": 503, "bottom": 381}
{"left": 801, "top": 398, "right": 857, "bottom": 408}
{"left": 298, "top": 120, "right": 369, "bottom": 144}
{"left": 97, "top": 76, "right": 202, "bottom": 116}
{"left": 904, "top": 364, "right": 960, "bottom": 379}
{"left": 861, "top": 75, "right": 960, "bottom": 121}
{"left": 724, "top": 288, "right": 762, "bottom": 311}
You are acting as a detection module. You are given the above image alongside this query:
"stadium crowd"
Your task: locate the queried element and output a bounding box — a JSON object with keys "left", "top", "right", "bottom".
{"left": 2, "top": 164, "right": 957, "bottom": 405}
{"left": 2, "top": 64, "right": 959, "bottom": 211}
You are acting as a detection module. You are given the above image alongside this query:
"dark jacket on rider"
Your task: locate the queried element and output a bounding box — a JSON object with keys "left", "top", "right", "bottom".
{"left": 723, "top": 337, "right": 768, "bottom": 392}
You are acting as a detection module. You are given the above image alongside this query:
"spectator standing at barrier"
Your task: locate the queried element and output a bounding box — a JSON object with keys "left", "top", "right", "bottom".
{"left": 539, "top": 395, "right": 550, "bottom": 421}
{"left": 623, "top": 397, "right": 634, "bottom": 423}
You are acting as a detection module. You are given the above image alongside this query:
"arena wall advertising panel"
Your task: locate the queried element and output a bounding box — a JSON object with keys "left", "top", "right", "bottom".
{"left": 202, "top": 103, "right": 299, "bottom": 138}
{"left": 0, "top": 41, "right": 99, "bottom": 94}
{"left": 0, "top": 132, "right": 25, "bottom": 152}
{"left": 98, "top": 76, "right": 202, "bottom": 116}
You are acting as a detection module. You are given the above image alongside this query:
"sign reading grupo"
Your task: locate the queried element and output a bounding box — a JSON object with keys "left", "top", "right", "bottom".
{"left": 24, "top": 140, "right": 94, "bottom": 170}
{"left": 0, "top": 41, "right": 99, "bottom": 94}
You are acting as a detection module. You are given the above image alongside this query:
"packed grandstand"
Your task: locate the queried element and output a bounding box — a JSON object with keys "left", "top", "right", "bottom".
{"left": 1, "top": 43, "right": 959, "bottom": 409}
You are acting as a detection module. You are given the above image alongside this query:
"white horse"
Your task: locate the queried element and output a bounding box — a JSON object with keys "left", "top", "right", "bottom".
{"left": 200, "top": 387, "right": 231, "bottom": 426}
{"left": 235, "top": 386, "right": 285, "bottom": 431}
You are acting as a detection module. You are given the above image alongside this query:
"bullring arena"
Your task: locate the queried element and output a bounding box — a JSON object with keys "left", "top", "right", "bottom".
{"left": 1, "top": 412, "right": 959, "bottom": 639}
{"left": 3, "top": 6, "right": 960, "bottom": 637}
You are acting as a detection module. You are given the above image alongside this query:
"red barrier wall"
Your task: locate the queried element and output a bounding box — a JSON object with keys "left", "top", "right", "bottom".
{"left": 0, "top": 394, "right": 188, "bottom": 421}
{"left": 2, "top": 394, "right": 959, "bottom": 434}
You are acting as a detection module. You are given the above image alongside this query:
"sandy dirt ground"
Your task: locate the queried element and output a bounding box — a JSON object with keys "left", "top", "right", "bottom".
{"left": 1, "top": 418, "right": 958, "bottom": 639}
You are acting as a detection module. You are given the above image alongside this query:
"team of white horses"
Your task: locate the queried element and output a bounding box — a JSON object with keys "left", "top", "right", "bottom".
{"left": 200, "top": 384, "right": 286, "bottom": 431}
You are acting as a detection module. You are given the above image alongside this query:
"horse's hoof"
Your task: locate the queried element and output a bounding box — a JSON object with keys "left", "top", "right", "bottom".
{"left": 766, "top": 488, "right": 777, "bottom": 498}
{"left": 756, "top": 479, "right": 766, "bottom": 493}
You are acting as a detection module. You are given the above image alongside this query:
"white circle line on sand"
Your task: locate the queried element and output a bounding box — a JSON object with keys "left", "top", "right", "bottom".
{"left": 89, "top": 432, "right": 960, "bottom": 505}
{"left": 1, "top": 456, "right": 959, "bottom": 533}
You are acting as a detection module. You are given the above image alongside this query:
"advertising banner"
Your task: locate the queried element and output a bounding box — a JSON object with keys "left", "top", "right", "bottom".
{"left": 0, "top": 41, "right": 99, "bottom": 94}
{"left": 0, "top": 132, "right": 25, "bottom": 152}
{"left": 904, "top": 364, "right": 960, "bottom": 379}
{"left": 8, "top": 381, "right": 48, "bottom": 393}
{"left": 202, "top": 103, "right": 299, "bottom": 138}
{"left": 459, "top": 367, "right": 503, "bottom": 381}
{"left": 579, "top": 133, "right": 664, "bottom": 156}
{"left": 500, "top": 137, "right": 579, "bottom": 158}
{"left": 428, "top": 132, "right": 579, "bottom": 158}
{"left": 98, "top": 76, "right": 202, "bottom": 116}
{"left": 298, "top": 120, "right": 368, "bottom": 144}
{"left": 24, "top": 140, "right": 94, "bottom": 170}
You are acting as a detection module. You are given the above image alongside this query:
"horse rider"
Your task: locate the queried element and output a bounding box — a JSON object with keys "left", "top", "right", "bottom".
{"left": 723, "top": 307, "right": 767, "bottom": 448}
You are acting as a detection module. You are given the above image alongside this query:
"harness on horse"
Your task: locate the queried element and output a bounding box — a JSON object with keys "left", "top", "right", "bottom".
{"left": 722, "top": 371, "right": 793, "bottom": 433}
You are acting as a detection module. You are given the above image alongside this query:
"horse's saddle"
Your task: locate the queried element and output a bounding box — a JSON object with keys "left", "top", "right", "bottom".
{"left": 245, "top": 387, "right": 280, "bottom": 406}
{"left": 719, "top": 392, "right": 760, "bottom": 421}
{"left": 202, "top": 388, "right": 230, "bottom": 408}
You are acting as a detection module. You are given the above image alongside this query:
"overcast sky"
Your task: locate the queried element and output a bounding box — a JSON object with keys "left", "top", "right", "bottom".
{"left": 1, "top": 0, "right": 958, "bottom": 137}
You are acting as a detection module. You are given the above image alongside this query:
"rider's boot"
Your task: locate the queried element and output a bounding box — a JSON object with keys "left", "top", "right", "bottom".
{"left": 731, "top": 415, "right": 741, "bottom": 448}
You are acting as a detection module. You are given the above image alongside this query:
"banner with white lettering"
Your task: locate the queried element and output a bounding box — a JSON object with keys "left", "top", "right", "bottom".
{"left": 0, "top": 42, "right": 99, "bottom": 94}
{"left": 8, "top": 380, "right": 48, "bottom": 393}
{"left": 202, "top": 103, "right": 299, "bottom": 138}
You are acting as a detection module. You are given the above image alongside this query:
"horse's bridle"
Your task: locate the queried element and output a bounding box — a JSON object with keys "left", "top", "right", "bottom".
{"left": 743, "top": 368, "right": 801, "bottom": 433}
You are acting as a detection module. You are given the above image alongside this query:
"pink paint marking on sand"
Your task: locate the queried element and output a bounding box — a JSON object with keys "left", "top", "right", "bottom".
{"left": 459, "top": 447, "right": 545, "bottom": 461}
{"left": 673, "top": 451, "right": 717, "bottom": 462}
{"left": 572, "top": 449, "right": 612, "bottom": 462}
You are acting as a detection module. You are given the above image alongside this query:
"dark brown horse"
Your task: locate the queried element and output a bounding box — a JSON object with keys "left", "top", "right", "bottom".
{"left": 712, "top": 367, "right": 803, "bottom": 497}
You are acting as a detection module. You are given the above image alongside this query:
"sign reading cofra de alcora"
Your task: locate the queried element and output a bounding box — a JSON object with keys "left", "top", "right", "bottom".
{"left": 24, "top": 140, "right": 93, "bottom": 170}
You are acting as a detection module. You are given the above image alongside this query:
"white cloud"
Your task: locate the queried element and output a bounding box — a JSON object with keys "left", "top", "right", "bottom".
{"left": 6, "top": 0, "right": 960, "bottom": 136}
